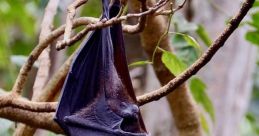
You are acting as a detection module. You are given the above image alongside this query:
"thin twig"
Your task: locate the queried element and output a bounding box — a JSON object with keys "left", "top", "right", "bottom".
{"left": 154, "top": 0, "right": 188, "bottom": 15}
{"left": 63, "top": 0, "right": 88, "bottom": 43}
{"left": 56, "top": 0, "right": 169, "bottom": 50}
{"left": 37, "top": 54, "right": 74, "bottom": 102}
{"left": 137, "top": 0, "right": 255, "bottom": 105}
{"left": 0, "top": 0, "right": 254, "bottom": 134}
{"left": 0, "top": 94, "right": 56, "bottom": 112}
{"left": 16, "top": 1, "right": 60, "bottom": 135}
{"left": 122, "top": 0, "right": 148, "bottom": 34}
{"left": 10, "top": 0, "right": 170, "bottom": 96}
{"left": 10, "top": 17, "right": 97, "bottom": 96}
{"left": 0, "top": 107, "right": 63, "bottom": 134}
{"left": 32, "top": 0, "right": 60, "bottom": 100}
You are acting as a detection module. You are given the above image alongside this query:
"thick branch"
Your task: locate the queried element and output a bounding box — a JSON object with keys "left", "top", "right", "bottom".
{"left": 10, "top": 17, "right": 97, "bottom": 95}
{"left": 56, "top": 0, "right": 169, "bottom": 50}
{"left": 32, "top": 0, "right": 60, "bottom": 98}
{"left": 11, "top": 0, "right": 170, "bottom": 96}
{"left": 0, "top": 94, "right": 56, "bottom": 112}
{"left": 137, "top": 0, "right": 255, "bottom": 105}
{"left": 0, "top": 107, "right": 63, "bottom": 134}
{"left": 1, "top": 0, "right": 253, "bottom": 134}
{"left": 36, "top": 55, "right": 73, "bottom": 102}
{"left": 63, "top": 0, "right": 88, "bottom": 43}
{"left": 122, "top": 0, "right": 148, "bottom": 34}
{"left": 16, "top": 0, "right": 60, "bottom": 135}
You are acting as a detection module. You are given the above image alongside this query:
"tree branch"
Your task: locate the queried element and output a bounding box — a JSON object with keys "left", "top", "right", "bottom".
{"left": 0, "top": 0, "right": 254, "bottom": 134}
{"left": 137, "top": 0, "right": 255, "bottom": 106}
{"left": 10, "top": 17, "right": 97, "bottom": 96}
{"left": 16, "top": 0, "right": 60, "bottom": 135}
{"left": 122, "top": 0, "right": 148, "bottom": 34}
{"left": 0, "top": 107, "right": 63, "bottom": 134}
{"left": 0, "top": 94, "right": 56, "bottom": 112}
{"left": 10, "top": 0, "right": 170, "bottom": 96}
{"left": 63, "top": 0, "right": 88, "bottom": 43}
{"left": 55, "top": 0, "right": 169, "bottom": 50}
{"left": 32, "top": 0, "right": 60, "bottom": 99}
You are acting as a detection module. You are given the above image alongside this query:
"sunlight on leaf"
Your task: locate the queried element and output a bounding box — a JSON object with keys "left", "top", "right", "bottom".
{"left": 200, "top": 113, "right": 210, "bottom": 135}
{"left": 196, "top": 25, "right": 212, "bottom": 47}
{"left": 253, "top": 1, "right": 259, "bottom": 7}
{"left": 128, "top": 60, "right": 152, "bottom": 68}
{"left": 189, "top": 77, "right": 215, "bottom": 121}
{"left": 245, "top": 31, "right": 259, "bottom": 46}
{"left": 169, "top": 32, "right": 202, "bottom": 55}
{"left": 172, "top": 35, "right": 199, "bottom": 66}
{"left": 159, "top": 48, "right": 187, "bottom": 76}
{"left": 248, "top": 12, "right": 259, "bottom": 29}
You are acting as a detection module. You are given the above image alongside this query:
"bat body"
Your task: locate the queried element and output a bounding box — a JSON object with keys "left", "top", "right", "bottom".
{"left": 55, "top": 0, "right": 148, "bottom": 135}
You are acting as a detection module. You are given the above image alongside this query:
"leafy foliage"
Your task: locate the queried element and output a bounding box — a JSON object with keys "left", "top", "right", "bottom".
{"left": 160, "top": 47, "right": 187, "bottom": 76}
{"left": 245, "top": 3, "right": 259, "bottom": 46}
{"left": 200, "top": 113, "right": 210, "bottom": 135}
{"left": 171, "top": 34, "right": 200, "bottom": 66}
{"left": 189, "top": 77, "right": 215, "bottom": 121}
{"left": 0, "top": 0, "right": 39, "bottom": 90}
{"left": 128, "top": 61, "right": 152, "bottom": 68}
{"left": 196, "top": 25, "right": 212, "bottom": 47}
{"left": 242, "top": 1, "right": 259, "bottom": 135}
{"left": 241, "top": 113, "right": 259, "bottom": 136}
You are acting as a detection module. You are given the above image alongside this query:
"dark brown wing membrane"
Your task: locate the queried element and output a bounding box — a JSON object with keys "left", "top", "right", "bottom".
{"left": 54, "top": 0, "right": 148, "bottom": 135}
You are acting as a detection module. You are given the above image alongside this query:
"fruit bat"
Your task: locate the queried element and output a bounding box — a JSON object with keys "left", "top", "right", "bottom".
{"left": 54, "top": 0, "right": 148, "bottom": 135}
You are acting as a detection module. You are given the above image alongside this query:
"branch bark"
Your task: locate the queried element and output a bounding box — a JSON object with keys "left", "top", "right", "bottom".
{"left": 0, "top": 107, "right": 62, "bottom": 134}
{"left": 129, "top": 0, "right": 202, "bottom": 135}
{"left": 0, "top": 0, "right": 254, "bottom": 134}
{"left": 137, "top": 0, "right": 255, "bottom": 105}
{"left": 14, "top": 0, "right": 60, "bottom": 135}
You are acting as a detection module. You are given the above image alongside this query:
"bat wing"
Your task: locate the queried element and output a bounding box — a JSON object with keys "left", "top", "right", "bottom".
{"left": 55, "top": 0, "right": 148, "bottom": 135}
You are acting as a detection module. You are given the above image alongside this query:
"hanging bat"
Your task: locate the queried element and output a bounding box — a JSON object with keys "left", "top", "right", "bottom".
{"left": 54, "top": 0, "right": 148, "bottom": 135}
{"left": 110, "top": 0, "right": 127, "bottom": 17}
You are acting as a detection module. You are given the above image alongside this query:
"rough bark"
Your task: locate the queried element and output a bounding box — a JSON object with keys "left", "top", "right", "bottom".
{"left": 13, "top": 0, "right": 60, "bottom": 135}
{"left": 0, "top": 107, "right": 62, "bottom": 134}
{"left": 129, "top": 0, "right": 202, "bottom": 136}
{"left": 192, "top": 0, "right": 257, "bottom": 135}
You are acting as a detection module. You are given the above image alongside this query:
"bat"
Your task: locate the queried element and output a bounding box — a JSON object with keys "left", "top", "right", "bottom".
{"left": 54, "top": 0, "right": 148, "bottom": 135}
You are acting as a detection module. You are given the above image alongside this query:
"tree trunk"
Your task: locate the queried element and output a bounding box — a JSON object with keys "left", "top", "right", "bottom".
{"left": 192, "top": 0, "right": 257, "bottom": 135}
{"left": 129, "top": 0, "right": 203, "bottom": 136}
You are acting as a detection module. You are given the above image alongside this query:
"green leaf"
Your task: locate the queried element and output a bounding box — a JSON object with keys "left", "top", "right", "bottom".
{"left": 0, "top": 43, "right": 10, "bottom": 69}
{"left": 128, "top": 60, "right": 152, "bottom": 68}
{"left": 241, "top": 113, "right": 259, "bottom": 135}
{"left": 245, "top": 31, "right": 259, "bottom": 46}
{"left": 170, "top": 32, "right": 202, "bottom": 55}
{"left": 196, "top": 25, "right": 212, "bottom": 47}
{"left": 172, "top": 35, "right": 199, "bottom": 66}
{"left": 189, "top": 77, "right": 215, "bottom": 121}
{"left": 200, "top": 113, "right": 210, "bottom": 134}
{"left": 253, "top": 1, "right": 259, "bottom": 7}
{"left": 160, "top": 48, "right": 187, "bottom": 76}
{"left": 248, "top": 12, "right": 259, "bottom": 29}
